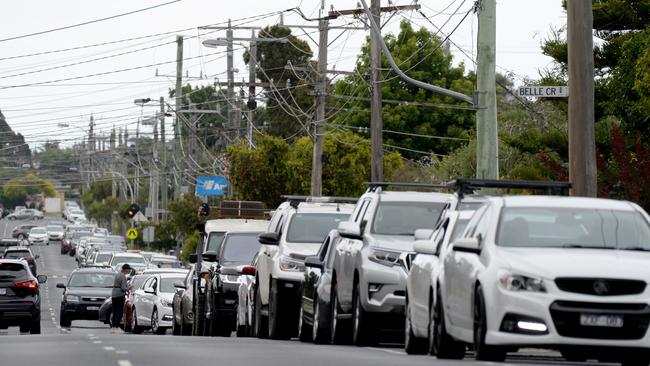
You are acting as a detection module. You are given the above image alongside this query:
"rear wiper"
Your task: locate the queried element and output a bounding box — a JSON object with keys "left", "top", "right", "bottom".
{"left": 562, "top": 244, "right": 613, "bottom": 249}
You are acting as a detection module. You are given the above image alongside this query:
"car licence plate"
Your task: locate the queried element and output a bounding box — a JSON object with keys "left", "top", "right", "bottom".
{"left": 0, "top": 288, "right": 6, "bottom": 295}
{"left": 87, "top": 306, "right": 100, "bottom": 311}
{"left": 580, "top": 314, "right": 624, "bottom": 328}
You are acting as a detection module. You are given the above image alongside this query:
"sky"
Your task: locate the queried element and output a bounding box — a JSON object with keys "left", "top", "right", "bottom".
{"left": 0, "top": 0, "right": 566, "bottom": 149}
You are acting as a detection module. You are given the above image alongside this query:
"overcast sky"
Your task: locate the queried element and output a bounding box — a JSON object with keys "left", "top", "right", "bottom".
{"left": 0, "top": 0, "right": 565, "bottom": 149}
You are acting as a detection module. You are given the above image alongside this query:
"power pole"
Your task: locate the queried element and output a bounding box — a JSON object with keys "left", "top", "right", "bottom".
{"left": 174, "top": 35, "right": 184, "bottom": 199}
{"left": 151, "top": 106, "right": 160, "bottom": 225}
{"left": 247, "top": 30, "right": 257, "bottom": 148}
{"left": 476, "top": 0, "right": 498, "bottom": 180}
{"left": 370, "top": 0, "right": 384, "bottom": 182}
{"left": 311, "top": 3, "right": 328, "bottom": 197}
{"left": 568, "top": 0, "right": 597, "bottom": 197}
{"left": 159, "top": 97, "right": 168, "bottom": 220}
{"left": 227, "top": 20, "right": 236, "bottom": 134}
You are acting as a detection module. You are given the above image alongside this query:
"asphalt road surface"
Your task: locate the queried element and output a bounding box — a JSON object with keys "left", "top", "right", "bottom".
{"left": 0, "top": 216, "right": 606, "bottom": 366}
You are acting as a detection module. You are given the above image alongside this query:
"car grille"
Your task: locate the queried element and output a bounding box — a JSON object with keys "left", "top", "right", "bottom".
{"left": 550, "top": 300, "right": 650, "bottom": 340}
{"left": 555, "top": 278, "right": 646, "bottom": 296}
{"left": 81, "top": 297, "right": 106, "bottom": 303}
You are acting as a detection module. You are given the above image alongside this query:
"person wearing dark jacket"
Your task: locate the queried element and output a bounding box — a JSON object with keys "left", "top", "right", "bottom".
{"left": 111, "top": 264, "right": 131, "bottom": 333}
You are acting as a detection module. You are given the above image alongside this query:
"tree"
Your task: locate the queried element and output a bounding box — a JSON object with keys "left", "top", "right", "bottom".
{"left": 333, "top": 21, "right": 475, "bottom": 158}
{"left": 0, "top": 110, "right": 31, "bottom": 166}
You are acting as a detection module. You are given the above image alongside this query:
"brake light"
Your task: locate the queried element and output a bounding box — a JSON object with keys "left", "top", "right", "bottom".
{"left": 15, "top": 279, "right": 38, "bottom": 294}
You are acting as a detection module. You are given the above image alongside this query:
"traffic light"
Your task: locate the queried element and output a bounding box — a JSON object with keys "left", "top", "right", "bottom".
{"left": 126, "top": 203, "right": 140, "bottom": 219}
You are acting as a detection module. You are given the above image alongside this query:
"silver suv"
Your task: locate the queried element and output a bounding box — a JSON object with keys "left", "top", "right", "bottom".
{"left": 328, "top": 184, "right": 451, "bottom": 345}
{"left": 254, "top": 196, "right": 354, "bottom": 340}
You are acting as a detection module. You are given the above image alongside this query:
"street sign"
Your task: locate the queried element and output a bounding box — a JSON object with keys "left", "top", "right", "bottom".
{"left": 143, "top": 227, "right": 155, "bottom": 243}
{"left": 518, "top": 85, "right": 568, "bottom": 98}
{"left": 196, "top": 176, "right": 229, "bottom": 196}
{"left": 127, "top": 228, "right": 138, "bottom": 240}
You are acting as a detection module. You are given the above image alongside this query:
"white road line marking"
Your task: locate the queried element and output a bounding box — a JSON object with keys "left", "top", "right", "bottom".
{"left": 104, "top": 346, "right": 115, "bottom": 351}
{"left": 117, "top": 360, "right": 133, "bottom": 366}
{"left": 92, "top": 340, "right": 102, "bottom": 344}
{"left": 88, "top": 334, "right": 95, "bottom": 337}
{"left": 368, "top": 347, "right": 405, "bottom": 356}
{"left": 116, "top": 350, "right": 129, "bottom": 355}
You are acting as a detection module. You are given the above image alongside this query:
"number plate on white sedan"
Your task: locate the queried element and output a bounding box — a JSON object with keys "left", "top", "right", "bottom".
{"left": 87, "top": 306, "right": 100, "bottom": 311}
{"left": 580, "top": 314, "right": 624, "bottom": 328}
{"left": 0, "top": 288, "right": 6, "bottom": 295}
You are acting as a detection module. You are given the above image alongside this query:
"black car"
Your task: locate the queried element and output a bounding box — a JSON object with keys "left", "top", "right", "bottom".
{"left": 172, "top": 265, "right": 195, "bottom": 336}
{"left": 298, "top": 230, "right": 339, "bottom": 343}
{"left": 0, "top": 259, "right": 47, "bottom": 334}
{"left": 11, "top": 224, "right": 37, "bottom": 240}
{"left": 3, "top": 247, "right": 38, "bottom": 276}
{"left": 57, "top": 268, "right": 115, "bottom": 327}
{"left": 203, "top": 231, "right": 263, "bottom": 337}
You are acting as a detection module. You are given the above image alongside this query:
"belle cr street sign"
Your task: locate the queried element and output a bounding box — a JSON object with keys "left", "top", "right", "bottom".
{"left": 127, "top": 228, "right": 138, "bottom": 240}
{"left": 518, "top": 85, "right": 568, "bottom": 98}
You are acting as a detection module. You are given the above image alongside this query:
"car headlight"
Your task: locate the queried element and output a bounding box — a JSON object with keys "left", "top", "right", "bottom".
{"left": 368, "top": 249, "right": 401, "bottom": 267}
{"left": 279, "top": 256, "right": 305, "bottom": 272}
{"left": 498, "top": 271, "right": 546, "bottom": 292}
{"left": 66, "top": 295, "right": 80, "bottom": 302}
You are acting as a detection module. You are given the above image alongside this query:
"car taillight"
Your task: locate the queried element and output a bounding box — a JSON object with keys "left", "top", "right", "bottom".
{"left": 15, "top": 279, "right": 38, "bottom": 294}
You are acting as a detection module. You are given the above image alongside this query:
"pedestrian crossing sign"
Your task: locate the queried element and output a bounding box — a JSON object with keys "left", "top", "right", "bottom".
{"left": 127, "top": 228, "right": 138, "bottom": 240}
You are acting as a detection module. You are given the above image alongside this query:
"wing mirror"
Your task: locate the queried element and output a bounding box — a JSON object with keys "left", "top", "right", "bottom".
{"left": 37, "top": 275, "right": 47, "bottom": 284}
{"left": 413, "top": 240, "right": 437, "bottom": 255}
{"left": 56, "top": 283, "right": 66, "bottom": 289}
{"left": 452, "top": 237, "right": 481, "bottom": 255}
{"left": 414, "top": 229, "right": 434, "bottom": 241}
{"left": 144, "top": 287, "right": 155, "bottom": 294}
{"left": 304, "top": 256, "right": 324, "bottom": 269}
{"left": 258, "top": 232, "right": 280, "bottom": 246}
{"left": 338, "top": 222, "right": 361, "bottom": 240}
{"left": 173, "top": 280, "right": 186, "bottom": 289}
{"left": 188, "top": 254, "right": 198, "bottom": 264}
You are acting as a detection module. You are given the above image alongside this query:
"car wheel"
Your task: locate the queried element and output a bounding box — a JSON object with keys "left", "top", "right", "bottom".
{"left": 17, "top": 234, "right": 24, "bottom": 239}
{"left": 19, "top": 322, "right": 30, "bottom": 333}
{"left": 193, "top": 288, "right": 205, "bottom": 336}
{"left": 330, "top": 282, "right": 349, "bottom": 344}
{"left": 404, "top": 295, "right": 427, "bottom": 354}
{"left": 352, "top": 281, "right": 374, "bottom": 346}
{"left": 181, "top": 305, "right": 192, "bottom": 336}
{"left": 432, "top": 292, "right": 465, "bottom": 359}
{"left": 312, "top": 297, "right": 329, "bottom": 344}
{"left": 298, "top": 303, "right": 312, "bottom": 343}
{"left": 152, "top": 308, "right": 166, "bottom": 335}
{"left": 59, "top": 309, "right": 71, "bottom": 328}
{"left": 172, "top": 306, "right": 181, "bottom": 336}
{"left": 131, "top": 307, "right": 143, "bottom": 334}
{"left": 474, "top": 286, "right": 506, "bottom": 362}
{"left": 30, "top": 316, "right": 41, "bottom": 334}
{"left": 268, "top": 279, "right": 289, "bottom": 340}
{"left": 254, "top": 286, "right": 268, "bottom": 339}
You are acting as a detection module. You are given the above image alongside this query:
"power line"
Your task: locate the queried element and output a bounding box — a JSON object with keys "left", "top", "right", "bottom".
{"left": 0, "top": 0, "right": 182, "bottom": 43}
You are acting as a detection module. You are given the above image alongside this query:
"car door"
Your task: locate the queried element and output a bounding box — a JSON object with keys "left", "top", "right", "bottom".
{"left": 133, "top": 277, "right": 149, "bottom": 322}
{"left": 341, "top": 199, "right": 371, "bottom": 304}
{"left": 258, "top": 212, "right": 285, "bottom": 304}
{"left": 144, "top": 276, "right": 159, "bottom": 325}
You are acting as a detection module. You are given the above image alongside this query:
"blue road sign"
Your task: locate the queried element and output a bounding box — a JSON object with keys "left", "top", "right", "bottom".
{"left": 196, "top": 176, "right": 229, "bottom": 196}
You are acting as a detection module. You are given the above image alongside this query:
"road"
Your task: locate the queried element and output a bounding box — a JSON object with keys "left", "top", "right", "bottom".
{"left": 0, "top": 217, "right": 601, "bottom": 366}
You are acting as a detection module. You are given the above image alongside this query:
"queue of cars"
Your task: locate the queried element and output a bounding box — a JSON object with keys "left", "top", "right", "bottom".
{"left": 170, "top": 180, "right": 650, "bottom": 365}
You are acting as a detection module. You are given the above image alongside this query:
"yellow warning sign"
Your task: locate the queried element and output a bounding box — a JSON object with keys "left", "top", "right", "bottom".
{"left": 127, "top": 228, "right": 138, "bottom": 240}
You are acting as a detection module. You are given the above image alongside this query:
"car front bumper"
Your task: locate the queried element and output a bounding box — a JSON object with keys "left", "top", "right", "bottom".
{"left": 485, "top": 284, "right": 650, "bottom": 348}
{"left": 358, "top": 258, "right": 407, "bottom": 314}
{"left": 158, "top": 306, "right": 174, "bottom": 327}
{"left": 61, "top": 302, "right": 105, "bottom": 320}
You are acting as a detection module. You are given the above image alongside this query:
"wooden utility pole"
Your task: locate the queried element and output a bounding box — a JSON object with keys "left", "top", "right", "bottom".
{"left": 159, "top": 97, "right": 168, "bottom": 220}
{"left": 311, "top": 4, "right": 328, "bottom": 197}
{"left": 247, "top": 30, "right": 257, "bottom": 148}
{"left": 370, "top": 0, "right": 384, "bottom": 182}
{"left": 227, "top": 20, "right": 236, "bottom": 133}
{"left": 568, "top": 0, "right": 597, "bottom": 196}
{"left": 476, "top": 0, "right": 498, "bottom": 180}
{"left": 174, "top": 35, "right": 184, "bottom": 199}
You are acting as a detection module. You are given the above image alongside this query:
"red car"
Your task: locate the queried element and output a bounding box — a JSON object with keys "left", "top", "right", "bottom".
{"left": 124, "top": 274, "right": 148, "bottom": 331}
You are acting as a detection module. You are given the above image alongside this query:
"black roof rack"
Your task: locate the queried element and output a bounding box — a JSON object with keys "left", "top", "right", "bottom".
{"left": 445, "top": 179, "right": 571, "bottom": 198}
{"left": 365, "top": 182, "right": 447, "bottom": 193}
{"left": 281, "top": 195, "right": 359, "bottom": 209}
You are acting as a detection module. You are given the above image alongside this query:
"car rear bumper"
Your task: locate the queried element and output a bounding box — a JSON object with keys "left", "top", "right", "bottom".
{"left": 0, "top": 302, "right": 39, "bottom": 323}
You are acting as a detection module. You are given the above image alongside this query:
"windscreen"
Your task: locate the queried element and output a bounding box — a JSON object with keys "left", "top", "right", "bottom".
{"left": 68, "top": 273, "right": 114, "bottom": 287}
{"left": 112, "top": 255, "right": 145, "bottom": 264}
{"left": 287, "top": 213, "right": 349, "bottom": 243}
{"left": 129, "top": 275, "right": 148, "bottom": 290}
{"left": 94, "top": 253, "right": 113, "bottom": 264}
{"left": 497, "top": 207, "right": 650, "bottom": 250}
{"left": 205, "top": 232, "right": 225, "bottom": 252}
{"left": 73, "top": 232, "right": 92, "bottom": 239}
{"left": 160, "top": 276, "right": 185, "bottom": 293}
{"left": 151, "top": 260, "right": 183, "bottom": 268}
{"left": 47, "top": 226, "right": 63, "bottom": 231}
{"left": 372, "top": 201, "right": 446, "bottom": 235}
{"left": 4, "top": 251, "right": 30, "bottom": 259}
{"left": 31, "top": 228, "right": 46, "bottom": 234}
{"left": 220, "top": 233, "right": 260, "bottom": 265}
{"left": 0, "top": 263, "right": 27, "bottom": 278}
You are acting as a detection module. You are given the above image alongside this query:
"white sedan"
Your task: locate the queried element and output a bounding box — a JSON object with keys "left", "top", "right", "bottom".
{"left": 436, "top": 195, "right": 650, "bottom": 364}
{"left": 131, "top": 272, "right": 188, "bottom": 334}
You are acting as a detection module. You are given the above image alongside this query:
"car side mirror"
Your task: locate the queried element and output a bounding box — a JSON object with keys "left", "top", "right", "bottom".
{"left": 173, "top": 280, "right": 186, "bottom": 289}
{"left": 413, "top": 240, "right": 437, "bottom": 255}
{"left": 56, "top": 283, "right": 66, "bottom": 289}
{"left": 188, "top": 254, "right": 198, "bottom": 264}
{"left": 202, "top": 252, "right": 218, "bottom": 263}
{"left": 37, "top": 275, "right": 47, "bottom": 284}
{"left": 304, "top": 256, "right": 324, "bottom": 269}
{"left": 144, "top": 287, "right": 155, "bottom": 294}
{"left": 239, "top": 265, "right": 256, "bottom": 276}
{"left": 258, "top": 232, "right": 280, "bottom": 246}
{"left": 453, "top": 237, "right": 481, "bottom": 255}
{"left": 414, "top": 229, "right": 434, "bottom": 241}
{"left": 338, "top": 221, "right": 362, "bottom": 240}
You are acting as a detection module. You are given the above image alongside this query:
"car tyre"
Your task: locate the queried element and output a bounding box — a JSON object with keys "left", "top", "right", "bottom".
{"left": 312, "top": 298, "right": 329, "bottom": 344}
{"left": 254, "top": 285, "right": 268, "bottom": 339}
{"left": 193, "top": 288, "right": 205, "bottom": 336}
{"left": 30, "top": 316, "right": 41, "bottom": 334}
{"left": 131, "top": 307, "right": 143, "bottom": 334}
{"left": 432, "top": 293, "right": 465, "bottom": 359}
{"left": 352, "top": 281, "right": 374, "bottom": 346}
{"left": 59, "top": 309, "right": 71, "bottom": 328}
{"left": 404, "top": 295, "right": 427, "bottom": 354}
{"left": 268, "top": 279, "right": 290, "bottom": 340}
{"left": 172, "top": 308, "right": 181, "bottom": 336}
{"left": 17, "top": 234, "right": 24, "bottom": 239}
{"left": 151, "top": 308, "right": 166, "bottom": 335}
{"left": 298, "top": 304, "right": 312, "bottom": 342}
{"left": 330, "top": 282, "right": 349, "bottom": 345}
{"left": 474, "top": 286, "right": 506, "bottom": 362}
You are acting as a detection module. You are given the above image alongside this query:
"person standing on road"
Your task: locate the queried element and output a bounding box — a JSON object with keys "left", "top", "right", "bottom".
{"left": 111, "top": 264, "right": 131, "bottom": 333}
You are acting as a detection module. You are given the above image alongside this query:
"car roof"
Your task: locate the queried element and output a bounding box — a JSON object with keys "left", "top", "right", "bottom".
{"left": 491, "top": 195, "right": 637, "bottom": 210}
{"left": 205, "top": 219, "right": 270, "bottom": 233}
{"left": 71, "top": 267, "right": 116, "bottom": 273}
{"left": 158, "top": 271, "right": 189, "bottom": 278}
{"left": 5, "top": 246, "right": 31, "bottom": 251}
{"left": 113, "top": 252, "right": 144, "bottom": 257}
{"left": 361, "top": 190, "right": 453, "bottom": 203}
{"left": 141, "top": 268, "right": 188, "bottom": 274}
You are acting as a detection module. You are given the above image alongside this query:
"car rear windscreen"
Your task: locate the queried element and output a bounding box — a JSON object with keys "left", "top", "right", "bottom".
{"left": 0, "top": 263, "right": 27, "bottom": 278}
{"left": 220, "top": 233, "right": 261, "bottom": 265}
{"left": 4, "top": 251, "right": 30, "bottom": 259}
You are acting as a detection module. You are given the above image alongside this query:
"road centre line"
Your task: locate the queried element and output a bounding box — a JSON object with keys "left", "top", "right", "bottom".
{"left": 117, "top": 360, "right": 133, "bottom": 366}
